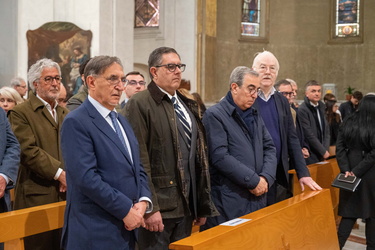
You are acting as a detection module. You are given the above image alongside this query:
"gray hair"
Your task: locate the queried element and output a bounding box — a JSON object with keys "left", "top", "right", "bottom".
{"left": 252, "top": 50, "right": 280, "bottom": 71}
{"left": 304, "top": 80, "right": 320, "bottom": 92}
{"left": 229, "top": 66, "right": 259, "bottom": 89}
{"left": 0, "top": 87, "right": 24, "bottom": 105}
{"left": 148, "top": 47, "right": 180, "bottom": 79}
{"left": 83, "top": 56, "right": 123, "bottom": 82}
{"left": 28, "top": 58, "right": 61, "bottom": 92}
{"left": 10, "top": 77, "right": 26, "bottom": 88}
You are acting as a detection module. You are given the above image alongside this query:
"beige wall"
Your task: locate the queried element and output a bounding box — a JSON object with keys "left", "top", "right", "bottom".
{"left": 205, "top": 0, "right": 375, "bottom": 103}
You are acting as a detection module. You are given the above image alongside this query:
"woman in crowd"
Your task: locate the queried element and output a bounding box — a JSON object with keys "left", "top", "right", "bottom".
{"left": 0, "top": 86, "right": 24, "bottom": 113}
{"left": 324, "top": 93, "right": 341, "bottom": 146}
{"left": 336, "top": 94, "right": 375, "bottom": 249}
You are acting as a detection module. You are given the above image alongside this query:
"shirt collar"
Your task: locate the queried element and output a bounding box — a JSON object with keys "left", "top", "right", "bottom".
{"left": 156, "top": 85, "right": 178, "bottom": 101}
{"left": 36, "top": 94, "right": 58, "bottom": 110}
{"left": 88, "top": 95, "right": 116, "bottom": 118}
{"left": 257, "top": 87, "right": 276, "bottom": 102}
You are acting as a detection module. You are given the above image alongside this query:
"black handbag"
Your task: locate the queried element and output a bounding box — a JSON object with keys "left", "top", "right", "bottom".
{"left": 332, "top": 173, "right": 361, "bottom": 192}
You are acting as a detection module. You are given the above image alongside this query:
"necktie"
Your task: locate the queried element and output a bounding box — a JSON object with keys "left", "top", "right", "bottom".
{"left": 171, "top": 97, "right": 191, "bottom": 146}
{"left": 109, "top": 111, "right": 132, "bottom": 162}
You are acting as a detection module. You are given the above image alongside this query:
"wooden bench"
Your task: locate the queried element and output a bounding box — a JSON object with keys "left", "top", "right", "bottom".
{"left": 0, "top": 201, "right": 66, "bottom": 250}
{"left": 170, "top": 190, "right": 338, "bottom": 250}
{"left": 289, "top": 158, "right": 341, "bottom": 223}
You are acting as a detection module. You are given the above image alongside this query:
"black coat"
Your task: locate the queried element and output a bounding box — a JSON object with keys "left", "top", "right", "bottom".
{"left": 336, "top": 124, "right": 375, "bottom": 218}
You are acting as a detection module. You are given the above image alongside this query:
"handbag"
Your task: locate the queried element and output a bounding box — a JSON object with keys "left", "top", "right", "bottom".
{"left": 332, "top": 173, "right": 361, "bottom": 192}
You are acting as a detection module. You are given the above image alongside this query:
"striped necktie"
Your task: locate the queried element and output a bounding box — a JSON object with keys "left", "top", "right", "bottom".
{"left": 171, "top": 97, "right": 191, "bottom": 147}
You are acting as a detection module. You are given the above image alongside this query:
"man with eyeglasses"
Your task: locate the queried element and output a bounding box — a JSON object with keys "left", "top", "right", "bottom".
{"left": 125, "top": 47, "right": 218, "bottom": 249}
{"left": 252, "top": 51, "right": 321, "bottom": 206}
{"left": 120, "top": 71, "right": 146, "bottom": 108}
{"left": 8, "top": 58, "right": 69, "bottom": 250}
{"left": 10, "top": 77, "right": 28, "bottom": 99}
{"left": 60, "top": 56, "right": 152, "bottom": 250}
{"left": 200, "top": 66, "right": 277, "bottom": 231}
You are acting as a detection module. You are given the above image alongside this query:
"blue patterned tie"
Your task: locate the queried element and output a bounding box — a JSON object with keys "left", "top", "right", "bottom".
{"left": 109, "top": 111, "right": 132, "bottom": 162}
{"left": 171, "top": 97, "right": 191, "bottom": 146}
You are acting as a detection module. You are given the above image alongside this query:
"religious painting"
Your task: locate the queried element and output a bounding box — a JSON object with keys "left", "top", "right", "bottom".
{"left": 27, "top": 22, "right": 92, "bottom": 95}
{"left": 135, "top": 0, "right": 159, "bottom": 27}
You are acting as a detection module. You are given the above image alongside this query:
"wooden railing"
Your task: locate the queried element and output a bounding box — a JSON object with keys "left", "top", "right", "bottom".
{"left": 289, "top": 158, "right": 341, "bottom": 223}
{"left": 0, "top": 201, "right": 66, "bottom": 250}
{"left": 0, "top": 159, "right": 341, "bottom": 249}
{"left": 170, "top": 190, "right": 339, "bottom": 250}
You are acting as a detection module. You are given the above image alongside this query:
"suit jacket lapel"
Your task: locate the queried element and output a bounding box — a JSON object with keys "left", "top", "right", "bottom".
{"left": 85, "top": 101, "right": 133, "bottom": 166}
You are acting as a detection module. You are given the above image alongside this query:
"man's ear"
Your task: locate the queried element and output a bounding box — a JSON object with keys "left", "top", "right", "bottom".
{"left": 150, "top": 67, "right": 157, "bottom": 79}
{"left": 86, "top": 75, "right": 95, "bottom": 89}
{"left": 230, "top": 82, "right": 238, "bottom": 94}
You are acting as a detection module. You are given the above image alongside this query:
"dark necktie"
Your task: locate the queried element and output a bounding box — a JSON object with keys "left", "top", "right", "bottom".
{"left": 109, "top": 111, "right": 132, "bottom": 162}
{"left": 171, "top": 97, "right": 191, "bottom": 146}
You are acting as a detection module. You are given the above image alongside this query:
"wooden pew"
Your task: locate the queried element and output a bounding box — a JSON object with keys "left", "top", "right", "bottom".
{"left": 170, "top": 190, "right": 338, "bottom": 250}
{"left": 289, "top": 159, "right": 341, "bottom": 223}
{"left": 0, "top": 201, "right": 66, "bottom": 250}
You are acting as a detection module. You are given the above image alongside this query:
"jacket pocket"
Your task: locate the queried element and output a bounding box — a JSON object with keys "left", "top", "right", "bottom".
{"left": 153, "top": 176, "right": 178, "bottom": 212}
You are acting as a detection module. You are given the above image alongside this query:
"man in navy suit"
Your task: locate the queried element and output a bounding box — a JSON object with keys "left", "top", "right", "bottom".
{"left": 252, "top": 51, "right": 321, "bottom": 205}
{"left": 60, "top": 56, "right": 152, "bottom": 250}
{"left": 0, "top": 108, "right": 20, "bottom": 212}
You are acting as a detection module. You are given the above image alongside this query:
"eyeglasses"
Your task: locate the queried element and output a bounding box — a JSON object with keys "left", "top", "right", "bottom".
{"left": 155, "top": 64, "right": 186, "bottom": 72}
{"left": 279, "top": 91, "right": 294, "bottom": 97}
{"left": 41, "top": 76, "right": 62, "bottom": 84}
{"left": 126, "top": 80, "right": 146, "bottom": 86}
{"left": 246, "top": 86, "right": 259, "bottom": 96}
{"left": 256, "top": 65, "right": 278, "bottom": 74}
{"left": 97, "top": 75, "right": 127, "bottom": 87}
{"left": 17, "top": 85, "right": 27, "bottom": 89}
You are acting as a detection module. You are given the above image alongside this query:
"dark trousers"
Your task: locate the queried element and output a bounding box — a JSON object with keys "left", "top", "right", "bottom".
{"left": 138, "top": 216, "right": 193, "bottom": 250}
{"left": 338, "top": 217, "right": 375, "bottom": 249}
{"left": 24, "top": 229, "right": 61, "bottom": 250}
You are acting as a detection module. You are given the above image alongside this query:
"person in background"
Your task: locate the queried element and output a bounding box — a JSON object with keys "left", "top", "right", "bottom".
{"left": 119, "top": 71, "right": 146, "bottom": 108}
{"left": 8, "top": 58, "right": 68, "bottom": 250}
{"left": 201, "top": 66, "right": 276, "bottom": 230}
{"left": 252, "top": 51, "right": 321, "bottom": 205}
{"left": 287, "top": 78, "right": 299, "bottom": 109}
{"left": 70, "top": 46, "right": 88, "bottom": 95}
{"left": 10, "top": 77, "right": 28, "bottom": 99}
{"left": 336, "top": 94, "right": 375, "bottom": 249}
{"left": 125, "top": 47, "right": 218, "bottom": 249}
{"left": 339, "top": 90, "right": 363, "bottom": 121}
{"left": 66, "top": 58, "right": 91, "bottom": 111}
{"left": 274, "top": 80, "right": 310, "bottom": 159}
{"left": 0, "top": 87, "right": 24, "bottom": 113}
{"left": 324, "top": 93, "right": 341, "bottom": 147}
{"left": 297, "top": 80, "right": 330, "bottom": 164}
{"left": 192, "top": 92, "right": 207, "bottom": 118}
{"left": 57, "top": 83, "right": 68, "bottom": 108}
{"left": 60, "top": 55, "right": 151, "bottom": 250}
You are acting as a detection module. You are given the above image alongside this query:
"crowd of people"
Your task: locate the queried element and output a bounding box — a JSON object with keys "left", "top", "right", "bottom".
{"left": 0, "top": 48, "right": 373, "bottom": 250}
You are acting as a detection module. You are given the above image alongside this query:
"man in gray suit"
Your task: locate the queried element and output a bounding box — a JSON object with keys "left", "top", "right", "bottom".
{"left": 125, "top": 47, "right": 218, "bottom": 249}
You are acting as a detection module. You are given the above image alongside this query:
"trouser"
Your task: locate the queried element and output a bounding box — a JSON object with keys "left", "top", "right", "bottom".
{"left": 338, "top": 217, "right": 375, "bottom": 250}
{"left": 138, "top": 216, "right": 193, "bottom": 250}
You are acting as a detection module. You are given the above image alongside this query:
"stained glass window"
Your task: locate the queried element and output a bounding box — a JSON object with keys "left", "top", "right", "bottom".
{"left": 135, "top": 0, "right": 159, "bottom": 28}
{"left": 335, "top": 0, "right": 360, "bottom": 37}
{"left": 241, "top": 0, "right": 260, "bottom": 37}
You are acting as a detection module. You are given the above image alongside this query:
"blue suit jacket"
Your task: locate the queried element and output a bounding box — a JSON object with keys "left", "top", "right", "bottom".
{"left": 0, "top": 109, "right": 20, "bottom": 211}
{"left": 60, "top": 99, "right": 151, "bottom": 250}
{"left": 202, "top": 95, "right": 276, "bottom": 229}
